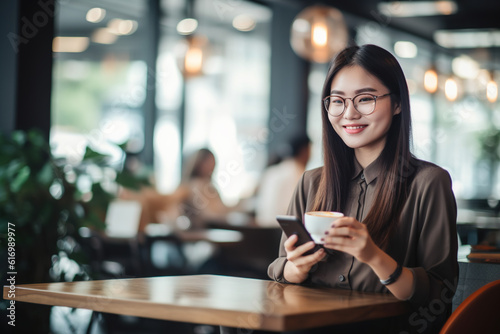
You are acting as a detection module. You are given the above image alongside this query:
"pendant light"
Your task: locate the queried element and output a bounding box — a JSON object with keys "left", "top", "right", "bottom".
{"left": 424, "top": 67, "right": 439, "bottom": 94}
{"left": 175, "top": 0, "right": 208, "bottom": 78}
{"left": 290, "top": 5, "right": 348, "bottom": 63}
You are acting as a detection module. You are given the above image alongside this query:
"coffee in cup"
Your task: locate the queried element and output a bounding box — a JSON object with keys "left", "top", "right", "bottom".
{"left": 304, "top": 211, "right": 344, "bottom": 244}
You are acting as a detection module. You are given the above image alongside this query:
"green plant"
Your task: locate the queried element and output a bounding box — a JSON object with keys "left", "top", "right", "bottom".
{"left": 0, "top": 129, "right": 149, "bottom": 331}
{"left": 477, "top": 127, "right": 500, "bottom": 162}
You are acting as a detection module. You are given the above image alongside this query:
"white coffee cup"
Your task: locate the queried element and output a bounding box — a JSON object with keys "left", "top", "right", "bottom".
{"left": 304, "top": 211, "right": 344, "bottom": 244}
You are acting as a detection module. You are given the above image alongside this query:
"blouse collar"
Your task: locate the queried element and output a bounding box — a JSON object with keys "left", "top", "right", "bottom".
{"left": 351, "top": 154, "right": 384, "bottom": 185}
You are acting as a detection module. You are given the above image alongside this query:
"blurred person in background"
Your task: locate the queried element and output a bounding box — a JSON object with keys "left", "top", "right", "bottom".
{"left": 255, "top": 134, "right": 311, "bottom": 227}
{"left": 173, "top": 148, "right": 232, "bottom": 229}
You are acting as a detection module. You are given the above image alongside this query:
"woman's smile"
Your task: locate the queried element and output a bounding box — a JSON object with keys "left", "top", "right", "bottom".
{"left": 343, "top": 124, "right": 368, "bottom": 134}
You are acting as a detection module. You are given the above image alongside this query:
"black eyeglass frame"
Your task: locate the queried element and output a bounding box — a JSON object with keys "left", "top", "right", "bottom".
{"left": 323, "top": 92, "right": 393, "bottom": 117}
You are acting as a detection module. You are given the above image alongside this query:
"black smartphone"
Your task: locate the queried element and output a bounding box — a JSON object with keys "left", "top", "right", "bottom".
{"left": 276, "top": 215, "right": 323, "bottom": 256}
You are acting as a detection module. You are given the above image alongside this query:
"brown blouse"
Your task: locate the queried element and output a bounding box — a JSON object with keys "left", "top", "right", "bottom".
{"left": 268, "top": 156, "right": 459, "bottom": 332}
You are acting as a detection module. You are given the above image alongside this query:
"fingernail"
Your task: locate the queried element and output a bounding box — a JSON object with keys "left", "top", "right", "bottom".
{"left": 320, "top": 238, "right": 324, "bottom": 242}
{"left": 331, "top": 224, "right": 336, "bottom": 228}
{"left": 324, "top": 231, "right": 329, "bottom": 235}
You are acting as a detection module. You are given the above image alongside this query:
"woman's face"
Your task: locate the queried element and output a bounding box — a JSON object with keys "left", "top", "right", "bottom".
{"left": 328, "top": 65, "right": 399, "bottom": 162}
{"left": 198, "top": 154, "right": 216, "bottom": 178}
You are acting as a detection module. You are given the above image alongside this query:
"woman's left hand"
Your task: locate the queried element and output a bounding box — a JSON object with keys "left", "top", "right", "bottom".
{"left": 322, "top": 217, "right": 380, "bottom": 264}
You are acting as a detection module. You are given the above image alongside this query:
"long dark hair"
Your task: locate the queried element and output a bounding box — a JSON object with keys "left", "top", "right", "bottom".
{"left": 312, "top": 44, "right": 413, "bottom": 249}
{"left": 182, "top": 148, "right": 215, "bottom": 181}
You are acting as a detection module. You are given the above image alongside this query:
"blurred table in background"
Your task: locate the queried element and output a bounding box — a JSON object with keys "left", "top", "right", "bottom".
{"left": 146, "top": 221, "right": 282, "bottom": 279}
{"left": 145, "top": 224, "right": 244, "bottom": 243}
{"left": 457, "top": 207, "right": 500, "bottom": 247}
{"left": 79, "top": 224, "right": 246, "bottom": 278}
{"left": 79, "top": 210, "right": 283, "bottom": 280}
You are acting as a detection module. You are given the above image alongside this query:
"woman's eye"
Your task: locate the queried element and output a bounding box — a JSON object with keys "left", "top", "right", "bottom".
{"left": 358, "top": 96, "right": 375, "bottom": 103}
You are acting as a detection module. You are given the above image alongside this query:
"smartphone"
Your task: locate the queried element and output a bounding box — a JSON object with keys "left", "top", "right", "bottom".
{"left": 276, "top": 215, "right": 323, "bottom": 256}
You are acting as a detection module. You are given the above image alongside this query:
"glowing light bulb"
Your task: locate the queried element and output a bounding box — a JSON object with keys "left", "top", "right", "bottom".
{"left": 184, "top": 46, "right": 203, "bottom": 75}
{"left": 445, "top": 78, "right": 458, "bottom": 101}
{"left": 290, "top": 5, "right": 348, "bottom": 63}
{"left": 424, "top": 68, "right": 438, "bottom": 94}
{"left": 311, "top": 22, "right": 328, "bottom": 47}
{"left": 487, "top": 80, "right": 498, "bottom": 103}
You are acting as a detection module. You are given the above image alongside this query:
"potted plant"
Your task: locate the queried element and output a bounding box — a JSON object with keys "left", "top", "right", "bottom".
{"left": 477, "top": 127, "right": 500, "bottom": 198}
{"left": 0, "top": 129, "right": 148, "bottom": 332}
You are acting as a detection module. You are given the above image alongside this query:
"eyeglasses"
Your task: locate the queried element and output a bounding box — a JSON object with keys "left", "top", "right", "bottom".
{"left": 323, "top": 93, "right": 393, "bottom": 117}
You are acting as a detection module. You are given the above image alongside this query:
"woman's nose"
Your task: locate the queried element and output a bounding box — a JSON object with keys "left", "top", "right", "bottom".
{"left": 343, "top": 99, "right": 361, "bottom": 119}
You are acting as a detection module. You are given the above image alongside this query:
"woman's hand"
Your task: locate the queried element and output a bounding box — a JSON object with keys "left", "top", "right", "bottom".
{"left": 323, "top": 217, "right": 414, "bottom": 300}
{"left": 283, "top": 234, "right": 326, "bottom": 283}
{"left": 322, "top": 217, "right": 380, "bottom": 264}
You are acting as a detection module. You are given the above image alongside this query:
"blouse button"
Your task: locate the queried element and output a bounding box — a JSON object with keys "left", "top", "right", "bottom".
{"left": 360, "top": 173, "right": 365, "bottom": 180}
{"left": 338, "top": 274, "right": 346, "bottom": 282}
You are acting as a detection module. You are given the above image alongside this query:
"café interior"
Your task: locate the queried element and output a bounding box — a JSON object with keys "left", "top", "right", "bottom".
{"left": 2, "top": 0, "right": 500, "bottom": 333}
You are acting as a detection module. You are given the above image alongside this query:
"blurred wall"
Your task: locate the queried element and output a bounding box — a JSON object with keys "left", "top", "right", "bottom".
{"left": 0, "top": 1, "right": 18, "bottom": 136}
{"left": 0, "top": 0, "right": 54, "bottom": 139}
{"left": 267, "top": 2, "right": 310, "bottom": 162}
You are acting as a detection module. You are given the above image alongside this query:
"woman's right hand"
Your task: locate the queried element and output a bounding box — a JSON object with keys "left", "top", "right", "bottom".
{"left": 283, "top": 234, "right": 326, "bottom": 283}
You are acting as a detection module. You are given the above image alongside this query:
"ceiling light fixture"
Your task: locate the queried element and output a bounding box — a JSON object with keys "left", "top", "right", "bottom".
{"left": 175, "top": 35, "right": 209, "bottom": 78}
{"left": 107, "top": 19, "right": 138, "bottom": 36}
{"left": 424, "top": 68, "right": 438, "bottom": 94}
{"left": 394, "top": 41, "right": 418, "bottom": 58}
{"left": 445, "top": 77, "right": 458, "bottom": 101}
{"left": 378, "top": 1, "right": 457, "bottom": 17}
{"left": 86, "top": 8, "right": 106, "bottom": 23}
{"left": 233, "top": 15, "right": 256, "bottom": 32}
{"left": 434, "top": 29, "right": 500, "bottom": 48}
{"left": 290, "top": 5, "right": 348, "bottom": 63}
{"left": 487, "top": 75, "right": 498, "bottom": 103}
{"left": 452, "top": 55, "right": 480, "bottom": 79}
{"left": 177, "top": 18, "right": 198, "bottom": 35}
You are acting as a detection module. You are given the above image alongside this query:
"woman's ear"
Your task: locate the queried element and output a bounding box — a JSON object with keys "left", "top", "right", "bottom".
{"left": 393, "top": 102, "right": 401, "bottom": 116}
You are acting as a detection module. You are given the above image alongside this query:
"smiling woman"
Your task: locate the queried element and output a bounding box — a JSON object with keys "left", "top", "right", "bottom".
{"left": 326, "top": 65, "right": 400, "bottom": 167}
{"left": 269, "top": 44, "right": 459, "bottom": 334}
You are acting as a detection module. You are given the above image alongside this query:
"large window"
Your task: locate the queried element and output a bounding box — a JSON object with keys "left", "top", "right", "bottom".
{"left": 155, "top": 0, "right": 272, "bottom": 204}
{"left": 50, "top": 0, "right": 272, "bottom": 205}
{"left": 51, "top": 0, "right": 150, "bottom": 165}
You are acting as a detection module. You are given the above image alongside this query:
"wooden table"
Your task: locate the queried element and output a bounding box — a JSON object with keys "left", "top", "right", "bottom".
{"left": 3, "top": 274, "right": 411, "bottom": 332}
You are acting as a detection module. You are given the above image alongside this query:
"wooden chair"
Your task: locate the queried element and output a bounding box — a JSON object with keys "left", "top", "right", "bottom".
{"left": 440, "top": 279, "right": 500, "bottom": 333}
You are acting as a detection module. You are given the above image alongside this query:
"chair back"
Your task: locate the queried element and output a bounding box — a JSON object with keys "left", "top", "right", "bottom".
{"left": 105, "top": 199, "right": 142, "bottom": 238}
{"left": 440, "top": 279, "right": 500, "bottom": 334}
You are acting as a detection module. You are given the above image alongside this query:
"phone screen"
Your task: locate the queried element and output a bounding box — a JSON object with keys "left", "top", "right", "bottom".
{"left": 276, "top": 215, "right": 323, "bottom": 255}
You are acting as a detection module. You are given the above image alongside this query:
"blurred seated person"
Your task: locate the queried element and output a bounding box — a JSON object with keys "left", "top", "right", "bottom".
{"left": 255, "top": 134, "right": 311, "bottom": 227}
{"left": 170, "top": 148, "right": 232, "bottom": 229}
